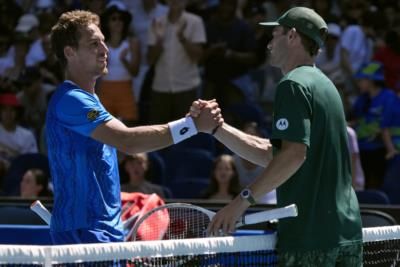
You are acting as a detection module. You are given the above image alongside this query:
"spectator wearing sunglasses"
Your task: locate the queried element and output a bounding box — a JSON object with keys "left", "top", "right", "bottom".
{"left": 98, "top": 1, "right": 139, "bottom": 125}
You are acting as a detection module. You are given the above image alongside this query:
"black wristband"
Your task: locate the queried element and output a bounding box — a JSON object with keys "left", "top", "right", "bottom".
{"left": 211, "top": 125, "right": 220, "bottom": 135}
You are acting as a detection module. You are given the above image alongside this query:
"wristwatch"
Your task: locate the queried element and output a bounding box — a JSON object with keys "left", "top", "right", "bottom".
{"left": 240, "top": 188, "right": 256, "bottom": 205}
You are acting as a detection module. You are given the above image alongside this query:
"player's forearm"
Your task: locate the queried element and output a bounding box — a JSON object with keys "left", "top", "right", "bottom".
{"left": 213, "top": 123, "right": 272, "bottom": 167}
{"left": 121, "top": 124, "right": 173, "bottom": 154}
{"left": 248, "top": 141, "right": 306, "bottom": 201}
{"left": 91, "top": 119, "right": 173, "bottom": 154}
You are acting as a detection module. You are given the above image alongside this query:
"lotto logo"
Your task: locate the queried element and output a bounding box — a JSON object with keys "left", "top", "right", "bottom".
{"left": 180, "top": 127, "right": 189, "bottom": 135}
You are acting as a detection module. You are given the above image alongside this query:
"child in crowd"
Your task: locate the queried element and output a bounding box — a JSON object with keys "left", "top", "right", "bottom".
{"left": 120, "top": 153, "right": 165, "bottom": 198}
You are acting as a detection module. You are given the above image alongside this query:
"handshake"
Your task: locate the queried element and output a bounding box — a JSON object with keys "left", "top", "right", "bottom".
{"left": 188, "top": 99, "right": 224, "bottom": 135}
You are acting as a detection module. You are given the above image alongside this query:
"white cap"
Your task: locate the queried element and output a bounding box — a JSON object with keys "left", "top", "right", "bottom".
{"left": 106, "top": 0, "right": 128, "bottom": 11}
{"left": 37, "top": 0, "right": 54, "bottom": 8}
{"left": 327, "top": 23, "right": 341, "bottom": 37}
{"left": 15, "top": 14, "right": 39, "bottom": 33}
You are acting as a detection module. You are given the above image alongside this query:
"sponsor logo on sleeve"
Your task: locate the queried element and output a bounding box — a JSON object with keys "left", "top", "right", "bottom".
{"left": 276, "top": 118, "right": 289, "bottom": 130}
{"left": 87, "top": 109, "right": 100, "bottom": 121}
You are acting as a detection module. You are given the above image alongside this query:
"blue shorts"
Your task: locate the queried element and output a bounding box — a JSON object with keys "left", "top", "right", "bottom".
{"left": 51, "top": 228, "right": 123, "bottom": 245}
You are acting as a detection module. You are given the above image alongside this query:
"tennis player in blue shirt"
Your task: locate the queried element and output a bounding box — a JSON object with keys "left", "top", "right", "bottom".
{"left": 47, "top": 10, "right": 222, "bottom": 245}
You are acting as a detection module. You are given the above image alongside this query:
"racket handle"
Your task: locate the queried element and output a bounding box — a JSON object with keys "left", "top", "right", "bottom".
{"left": 244, "top": 204, "right": 298, "bottom": 225}
{"left": 30, "top": 200, "right": 52, "bottom": 225}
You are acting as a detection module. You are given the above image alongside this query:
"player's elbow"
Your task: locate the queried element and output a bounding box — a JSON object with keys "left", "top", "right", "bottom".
{"left": 282, "top": 141, "right": 307, "bottom": 164}
{"left": 293, "top": 146, "right": 307, "bottom": 166}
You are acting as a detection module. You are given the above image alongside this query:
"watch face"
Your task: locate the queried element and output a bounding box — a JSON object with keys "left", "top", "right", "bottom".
{"left": 242, "top": 189, "right": 250, "bottom": 198}
{"left": 241, "top": 189, "right": 256, "bottom": 205}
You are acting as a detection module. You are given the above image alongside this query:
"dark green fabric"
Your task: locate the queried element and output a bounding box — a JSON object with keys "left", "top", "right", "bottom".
{"left": 278, "top": 243, "right": 363, "bottom": 267}
{"left": 271, "top": 66, "right": 362, "bottom": 252}
{"left": 260, "top": 7, "right": 327, "bottom": 47}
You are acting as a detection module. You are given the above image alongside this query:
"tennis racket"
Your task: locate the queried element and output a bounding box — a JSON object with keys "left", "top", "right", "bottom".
{"left": 129, "top": 203, "right": 297, "bottom": 241}
{"left": 31, "top": 200, "right": 137, "bottom": 231}
{"left": 30, "top": 200, "right": 51, "bottom": 225}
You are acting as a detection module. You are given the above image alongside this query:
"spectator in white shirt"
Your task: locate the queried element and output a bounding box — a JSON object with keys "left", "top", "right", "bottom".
{"left": 147, "top": 0, "right": 206, "bottom": 124}
{"left": 0, "top": 93, "right": 38, "bottom": 178}
{"left": 123, "top": 0, "right": 167, "bottom": 102}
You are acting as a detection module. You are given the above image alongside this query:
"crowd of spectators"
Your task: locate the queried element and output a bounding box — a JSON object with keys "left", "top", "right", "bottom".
{"left": 0, "top": 0, "right": 399, "bottom": 204}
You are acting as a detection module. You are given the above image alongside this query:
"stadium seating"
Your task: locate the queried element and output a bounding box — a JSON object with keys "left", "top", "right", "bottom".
{"left": 147, "top": 152, "right": 167, "bottom": 185}
{"left": 159, "top": 147, "right": 214, "bottom": 182}
{"left": 381, "top": 157, "right": 400, "bottom": 204}
{"left": 1, "top": 153, "right": 50, "bottom": 196}
{"left": 360, "top": 209, "right": 397, "bottom": 227}
{"left": 356, "top": 189, "right": 391, "bottom": 205}
{"left": 168, "top": 177, "right": 210, "bottom": 199}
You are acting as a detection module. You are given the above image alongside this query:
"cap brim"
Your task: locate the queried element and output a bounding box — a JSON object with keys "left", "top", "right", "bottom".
{"left": 15, "top": 25, "right": 31, "bottom": 32}
{"left": 259, "top": 22, "right": 280, "bottom": 26}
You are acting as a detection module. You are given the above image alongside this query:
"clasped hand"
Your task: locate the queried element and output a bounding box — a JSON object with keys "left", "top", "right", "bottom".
{"left": 189, "top": 99, "right": 224, "bottom": 134}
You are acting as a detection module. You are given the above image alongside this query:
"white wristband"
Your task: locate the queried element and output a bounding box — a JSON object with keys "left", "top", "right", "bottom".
{"left": 168, "top": 117, "right": 198, "bottom": 144}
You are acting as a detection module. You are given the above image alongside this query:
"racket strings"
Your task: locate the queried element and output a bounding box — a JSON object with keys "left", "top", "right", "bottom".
{"left": 133, "top": 207, "right": 211, "bottom": 241}
{"left": 166, "top": 207, "right": 210, "bottom": 239}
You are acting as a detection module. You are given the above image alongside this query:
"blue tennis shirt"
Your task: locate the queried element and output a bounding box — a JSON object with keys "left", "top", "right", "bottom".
{"left": 46, "top": 81, "right": 123, "bottom": 241}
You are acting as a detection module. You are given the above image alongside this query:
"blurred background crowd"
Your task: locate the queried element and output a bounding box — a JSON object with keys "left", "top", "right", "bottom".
{"left": 0, "top": 0, "right": 399, "bottom": 205}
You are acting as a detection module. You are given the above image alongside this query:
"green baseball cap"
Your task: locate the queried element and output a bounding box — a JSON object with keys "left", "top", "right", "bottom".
{"left": 260, "top": 7, "right": 328, "bottom": 47}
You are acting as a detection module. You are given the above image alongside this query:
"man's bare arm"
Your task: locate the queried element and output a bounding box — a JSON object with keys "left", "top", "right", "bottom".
{"left": 248, "top": 140, "right": 307, "bottom": 201}
{"left": 207, "top": 140, "right": 307, "bottom": 235}
{"left": 213, "top": 123, "right": 272, "bottom": 167}
{"left": 91, "top": 101, "right": 222, "bottom": 155}
{"left": 92, "top": 119, "right": 172, "bottom": 155}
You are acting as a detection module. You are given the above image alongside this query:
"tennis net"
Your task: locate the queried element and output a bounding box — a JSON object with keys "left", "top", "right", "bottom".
{"left": 0, "top": 226, "right": 399, "bottom": 267}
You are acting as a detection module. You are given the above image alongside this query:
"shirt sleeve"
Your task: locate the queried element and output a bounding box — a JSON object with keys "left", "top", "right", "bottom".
{"left": 188, "top": 15, "right": 206, "bottom": 44}
{"left": 271, "top": 80, "right": 311, "bottom": 147}
{"left": 56, "top": 90, "right": 113, "bottom": 137}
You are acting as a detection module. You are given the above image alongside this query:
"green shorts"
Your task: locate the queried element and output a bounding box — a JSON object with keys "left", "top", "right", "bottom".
{"left": 278, "top": 243, "right": 363, "bottom": 267}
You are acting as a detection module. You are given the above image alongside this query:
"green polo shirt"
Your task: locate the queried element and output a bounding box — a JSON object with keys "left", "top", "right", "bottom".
{"left": 271, "top": 66, "right": 362, "bottom": 252}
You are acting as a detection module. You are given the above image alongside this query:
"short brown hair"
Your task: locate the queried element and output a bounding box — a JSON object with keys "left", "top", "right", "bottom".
{"left": 50, "top": 10, "right": 100, "bottom": 69}
{"left": 300, "top": 28, "right": 327, "bottom": 56}
{"left": 283, "top": 26, "right": 327, "bottom": 57}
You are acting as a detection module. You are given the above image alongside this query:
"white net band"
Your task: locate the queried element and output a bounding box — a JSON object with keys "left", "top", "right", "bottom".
{"left": 0, "top": 226, "right": 399, "bottom": 266}
{"left": 0, "top": 233, "right": 277, "bottom": 265}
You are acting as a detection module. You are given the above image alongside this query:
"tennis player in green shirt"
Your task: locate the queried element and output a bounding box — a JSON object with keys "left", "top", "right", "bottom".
{"left": 191, "top": 6, "right": 362, "bottom": 267}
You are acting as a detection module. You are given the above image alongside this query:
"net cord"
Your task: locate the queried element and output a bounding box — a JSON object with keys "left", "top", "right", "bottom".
{"left": 1, "top": 226, "right": 400, "bottom": 265}
{"left": 363, "top": 225, "right": 400, "bottom": 242}
{"left": 0, "top": 233, "right": 277, "bottom": 265}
